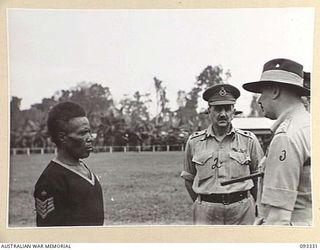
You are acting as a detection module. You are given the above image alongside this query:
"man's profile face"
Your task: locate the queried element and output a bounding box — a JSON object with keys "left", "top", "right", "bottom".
{"left": 257, "top": 87, "right": 276, "bottom": 120}
{"left": 208, "top": 104, "right": 235, "bottom": 128}
{"left": 63, "top": 116, "right": 93, "bottom": 160}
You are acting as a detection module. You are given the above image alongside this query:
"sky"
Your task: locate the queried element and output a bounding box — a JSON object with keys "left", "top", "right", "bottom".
{"left": 7, "top": 8, "right": 315, "bottom": 117}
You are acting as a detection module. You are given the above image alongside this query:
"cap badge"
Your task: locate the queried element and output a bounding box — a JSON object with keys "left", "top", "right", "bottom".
{"left": 219, "top": 87, "right": 227, "bottom": 96}
{"left": 275, "top": 63, "right": 280, "bottom": 68}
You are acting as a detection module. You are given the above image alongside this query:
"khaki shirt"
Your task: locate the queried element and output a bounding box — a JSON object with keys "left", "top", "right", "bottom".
{"left": 181, "top": 125, "right": 264, "bottom": 194}
{"left": 259, "top": 103, "right": 311, "bottom": 224}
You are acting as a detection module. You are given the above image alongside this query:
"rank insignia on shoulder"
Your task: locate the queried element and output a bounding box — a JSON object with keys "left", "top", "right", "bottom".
{"left": 275, "top": 119, "right": 290, "bottom": 134}
{"left": 232, "top": 147, "right": 246, "bottom": 153}
{"left": 35, "top": 197, "right": 55, "bottom": 219}
{"left": 190, "top": 130, "right": 207, "bottom": 140}
{"left": 235, "top": 129, "right": 253, "bottom": 138}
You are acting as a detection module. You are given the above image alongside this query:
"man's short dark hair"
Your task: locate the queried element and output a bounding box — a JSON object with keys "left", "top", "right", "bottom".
{"left": 47, "top": 102, "right": 86, "bottom": 146}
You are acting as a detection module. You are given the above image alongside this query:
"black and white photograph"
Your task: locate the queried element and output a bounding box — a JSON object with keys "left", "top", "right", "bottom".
{"left": 3, "top": 3, "right": 318, "bottom": 243}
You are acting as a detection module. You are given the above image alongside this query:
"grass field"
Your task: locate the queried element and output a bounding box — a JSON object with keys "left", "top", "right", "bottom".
{"left": 8, "top": 151, "right": 193, "bottom": 227}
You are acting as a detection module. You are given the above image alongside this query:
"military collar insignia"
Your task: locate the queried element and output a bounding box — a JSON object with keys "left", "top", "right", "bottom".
{"left": 219, "top": 87, "right": 227, "bottom": 96}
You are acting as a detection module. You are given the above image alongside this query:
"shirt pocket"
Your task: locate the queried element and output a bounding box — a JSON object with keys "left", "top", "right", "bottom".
{"left": 192, "top": 152, "right": 216, "bottom": 181}
{"left": 229, "top": 151, "right": 251, "bottom": 178}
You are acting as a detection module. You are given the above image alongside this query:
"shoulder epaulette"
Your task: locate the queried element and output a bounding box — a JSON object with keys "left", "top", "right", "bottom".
{"left": 275, "top": 117, "right": 291, "bottom": 135}
{"left": 235, "top": 128, "right": 254, "bottom": 139}
{"left": 190, "top": 129, "right": 207, "bottom": 140}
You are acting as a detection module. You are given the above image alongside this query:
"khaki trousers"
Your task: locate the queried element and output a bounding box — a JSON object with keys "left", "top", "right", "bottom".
{"left": 193, "top": 194, "right": 255, "bottom": 225}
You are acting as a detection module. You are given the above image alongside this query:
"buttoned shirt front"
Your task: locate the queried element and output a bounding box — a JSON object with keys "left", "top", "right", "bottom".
{"left": 259, "top": 103, "right": 311, "bottom": 224}
{"left": 181, "top": 125, "right": 264, "bottom": 194}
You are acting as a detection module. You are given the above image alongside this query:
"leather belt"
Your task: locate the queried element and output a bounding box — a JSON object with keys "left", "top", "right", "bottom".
{"left": 200, "top": 191, "right": 249, "bottom": 205}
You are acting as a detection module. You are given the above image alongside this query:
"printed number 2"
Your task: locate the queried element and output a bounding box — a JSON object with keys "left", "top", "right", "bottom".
{"left": 212, "top": 158, "right": 219, "bottom": 169}
{"left": 279, "top": 150, "right": 286, "bottom": 161}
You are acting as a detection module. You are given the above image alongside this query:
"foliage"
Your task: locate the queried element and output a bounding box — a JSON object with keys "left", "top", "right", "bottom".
{"left": 120, "top": 91, "right": 151, "bottom": 130}
{"left": 153, "top": 77, "right": 169, "bottom": 126}
{"left": 174, "top": 65, "right": 230, "bottom": 131}
{"left": 10, "top": 63, "right": 273, "bottom": 147}
{"left": 10, "top": 82, "right": 116, "bottom": 147}
{"left": 196, "top": 65, "right": 226, "bottom": 89}
{"left": 10, "top": 96, "right": 23, "bottom": 131}
{"left": 55, "top": 81, "right": 114, "bottom": 119}
{"left": 248, "top": 95, "right": 264, "bottom": 117}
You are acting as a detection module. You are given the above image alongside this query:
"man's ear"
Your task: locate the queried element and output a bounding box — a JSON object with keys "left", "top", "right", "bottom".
{"left": 231, "top": 106, "right": 236, "bottom": 116}
{"left": 57, "top": 132, "right": 66, "bottom": 144}
{"left": 272, "top": 84, "right": 281, "bottom": 99}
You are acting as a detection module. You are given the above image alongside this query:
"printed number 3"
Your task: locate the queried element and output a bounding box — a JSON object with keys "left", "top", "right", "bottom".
{"left": 279, "top": 150, "right": 286, "bottom": 161}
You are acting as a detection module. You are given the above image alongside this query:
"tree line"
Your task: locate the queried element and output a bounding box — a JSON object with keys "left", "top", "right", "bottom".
{"left": 11, "top": 65, "right": 263, "bottom": 149}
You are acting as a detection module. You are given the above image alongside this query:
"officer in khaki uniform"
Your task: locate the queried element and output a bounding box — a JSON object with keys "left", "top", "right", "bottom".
{"left": 243, "top": 58, "right": 311, "bottom": 225}
{"left": 181, "top": 83, "right": 264, "bottom": 225}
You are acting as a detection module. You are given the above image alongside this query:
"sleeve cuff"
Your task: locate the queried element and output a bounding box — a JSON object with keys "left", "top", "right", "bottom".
{"left": 261, "top": 186, "right": 298, "bottom": 211}
{"left": 180, "top": 171, "right": 194, "bottom": 181}
{"left": 264, "top": 206, "right": 292, "bottom": 225}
